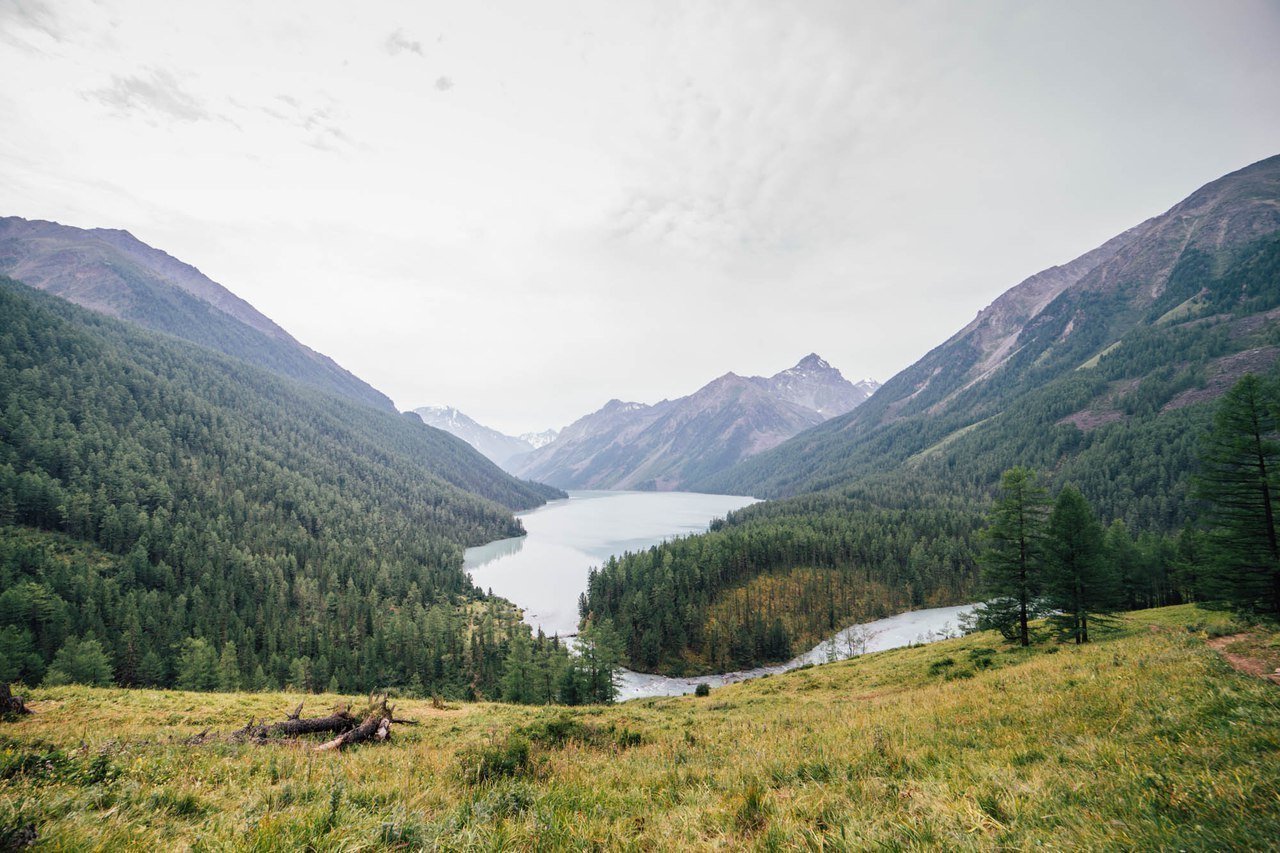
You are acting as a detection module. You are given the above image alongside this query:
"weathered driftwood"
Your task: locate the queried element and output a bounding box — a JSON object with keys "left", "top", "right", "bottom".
{"left": 1, "top": 684, "right": 31, "bottom": 717}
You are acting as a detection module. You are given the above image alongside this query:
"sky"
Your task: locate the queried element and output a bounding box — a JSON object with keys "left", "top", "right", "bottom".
{"left": 2, "top": 1, "right": 1279, "bottom": 435}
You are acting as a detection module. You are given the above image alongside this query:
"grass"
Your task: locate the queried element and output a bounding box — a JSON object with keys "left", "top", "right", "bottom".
{"left": 1077, "top": 340, "right": 1122, "bottom": 370}
{"left": 2, "top": 604, "right": 1278, "bottom": 849}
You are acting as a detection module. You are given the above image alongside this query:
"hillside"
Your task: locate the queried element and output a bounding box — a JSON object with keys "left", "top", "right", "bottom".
{"left": 2, "top": 606, "right": 1276, "bottom": 849}
{"left": 0, "top": 277, "right": 561, "bottom": 696}
{"left": 0, "top": 216, "right": 394, "bottom": 411}
{"left": 698, "top": 154, "right": 1280, "bottom": 525}
{"left": 514, "top": 355, "right": 877, "bottom": 490}
{"left": 413, "top": 406, "right": 537, "bottom": 470}
{"left": 592, "top": 155, "right": 1280, "bottom": 673}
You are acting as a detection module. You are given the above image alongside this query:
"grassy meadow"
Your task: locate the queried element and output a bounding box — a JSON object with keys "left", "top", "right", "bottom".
{"left": 2, "top": 604, "right": 1278, "bottom": 850}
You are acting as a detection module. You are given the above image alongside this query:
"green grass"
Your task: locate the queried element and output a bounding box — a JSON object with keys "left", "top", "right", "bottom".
{"left": 2, "top": 605, "right": 1278, "bottom": 850}
{"left": 1077, "top": 340, "right": 1122, "bottom": 370}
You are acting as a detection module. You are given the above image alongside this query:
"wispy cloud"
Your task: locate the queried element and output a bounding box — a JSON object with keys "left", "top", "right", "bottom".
{"left": 0, "top": 0, "right": 63, "bottom": 47}
{"left": 260, "top": 94, "right": 354, "bottom": 152}
{"left": 435, "top": 76, "right": 453, "bottom": 92}
{"left": 607, "top": 6, "right": 899, "bottom": 261}
{"left": 385, "top": 28, "right": 423, "bottom": 57}
{"left": 84, "top": 67, "right": 212, "bottom": 123}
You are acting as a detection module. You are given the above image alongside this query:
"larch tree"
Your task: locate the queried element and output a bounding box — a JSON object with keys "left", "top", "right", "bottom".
{"left": 977, "top": 467, "right": 1050, "bottom": 646}
{"left": 1194, "top": 374, "right": 1280, "bottom": 613}
{"left": 1044, "top": 486, "right": 1117, "bottom": 643}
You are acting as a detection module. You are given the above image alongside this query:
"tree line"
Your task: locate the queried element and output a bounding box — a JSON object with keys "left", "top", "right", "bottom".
{"left": 976, "top": 372, "right": 1280, "bottom": 643}
{"left": 0, "top": 279, "right": 565, "bottom": 700}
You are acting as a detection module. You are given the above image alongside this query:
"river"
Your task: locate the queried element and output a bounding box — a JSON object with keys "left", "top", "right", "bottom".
{"left": 464, "top": 490, "right": 973, "bottom": 701}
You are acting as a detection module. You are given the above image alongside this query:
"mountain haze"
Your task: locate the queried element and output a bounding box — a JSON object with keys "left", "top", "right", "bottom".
{"left": 514, "top": 355, "right": 878, "bottom": 490}
{"left": 413, "top": 405, "right": 538, "bottom": 470}
{"left": 0, "top": 216, "right": 394, "bottom": 411}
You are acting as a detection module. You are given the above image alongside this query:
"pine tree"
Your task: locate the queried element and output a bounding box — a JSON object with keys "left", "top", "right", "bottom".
{"left": 1044, "top": 486, "right": 1117, "bottom": 643}
{"left": 1194, "top": 374, "right": 1280, "bottom": 612}
{"left": 500, "top": 630, "right": 536, "bottom": 704}
{"left": 976, "top": 467, "right": 1050, "bottom": 645}
{"left": 176, "top": 638, "right": 219, "bottom": 691}
{"left": 43, "top": 635, "right": 114, "bottom": 686}
{"left": 217, "top": 641, "right": 241, "bottom": 692}
{"left": 576, "top": 618, "right": 624, "bottom": 704}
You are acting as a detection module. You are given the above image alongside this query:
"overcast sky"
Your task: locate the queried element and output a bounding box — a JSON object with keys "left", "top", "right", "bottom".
{"left": 3, "top": 1, "right": 1279, "bottom": 434}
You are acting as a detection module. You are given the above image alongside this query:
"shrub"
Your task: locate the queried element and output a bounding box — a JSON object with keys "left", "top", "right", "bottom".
{"left": 927, "top": 657, "right": 956, "bottom": 675}
{"left": 458, "top": 735, "right": 533, "bottom": 785}
{"left": 694, "top": 683, "right": 711, "bottom": 697}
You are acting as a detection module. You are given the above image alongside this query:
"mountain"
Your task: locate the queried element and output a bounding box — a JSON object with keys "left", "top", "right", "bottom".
{"left": 519, "top": 428, "right": 559, "bottom": 449}
{"left": 513, "top": 355, "right": 877, "bottom": 490}
{"left": 0, "top": 276, "right": 562, "bottom": 695}
{"left": 589, "top": 154, "right": 1280, "bottom": 675}
{"left": 413, "top": 405, "right": 537, "bottom": 470}
{"left": 761, "top": 353, "right": 878, "bottom": 416}
{"left": 0, "top": 216, "right": 394, "bottom": 411}
{"left": 698, "top": 153, "right": 1280, "bottom": 521}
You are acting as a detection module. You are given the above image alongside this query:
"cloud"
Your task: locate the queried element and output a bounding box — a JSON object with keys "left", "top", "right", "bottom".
{"left": 435, "top": 76, "right": 453, "bottom": 92}
{"left": 606, "top": 6, "right": 902, "bottom": 262}
{"left": 85, "top": 67, "right": 212, "bottom": 123}
{"left": 260, "top": 94, "right": 354, "bottom": 152}
{"left": 0, "top": 0, "right": 61, "bottom": 41}
{"left": 385, "top": 28, "right": 423, "bottom": 57}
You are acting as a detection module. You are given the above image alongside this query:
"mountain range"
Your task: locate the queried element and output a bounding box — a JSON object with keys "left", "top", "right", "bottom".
{"left": 413, "top": 406, "right": 559, "bottom": 470}
{"left": 0, "top": 216, "right": 394, "bottom": 411}
{"left": 510, "top": 354, "right": 878, "bottom": 490}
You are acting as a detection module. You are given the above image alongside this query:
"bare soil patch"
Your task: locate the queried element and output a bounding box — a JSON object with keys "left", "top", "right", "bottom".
{"left": 1208, "top": 633, "right": 1280, "bottom": 685}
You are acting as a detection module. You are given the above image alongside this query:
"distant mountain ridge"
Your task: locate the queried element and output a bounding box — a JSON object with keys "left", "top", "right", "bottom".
{"left": 698, "top": 153, "right": 1280, "bottom": 520}
{"left": 413, "top": 406, "right": 546, "bottom": 470}
{"left": 0, "top": 216, "right": 394, "bottom": 411}
{"left": 512, "top": 355, "right": 878, "bottom": 491}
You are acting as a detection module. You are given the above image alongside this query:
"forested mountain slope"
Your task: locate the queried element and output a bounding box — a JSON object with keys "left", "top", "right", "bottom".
{"left": 0, "top": 216, "right": 393, "bottom": 410}
{"left": 590, "top": 155, "right": 1280, "bottom": 675}
{"left": 699, "top": 154, "right": 1280, "bottom": 513}
{"left": 0, "top": 278, "right": 560, "bottom": 693}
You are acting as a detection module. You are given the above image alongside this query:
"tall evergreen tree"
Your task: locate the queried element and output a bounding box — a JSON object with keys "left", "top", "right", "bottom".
{"left": 576, "top": 618, "right": 624, "bottom": 704}
{"left": 217, "top": 641, "right": 241, "bottom": 692}
{"left": 1044, "top": 486, "right": 1116, "bottom": 643}
{"left": 500, "top": 630, "right": 536, "bottom": 704}
{"left": 976, "top": 467, "right": 1050, "bottom": 646}
{"left": 1194, "top": 374, "right": 1280, "bottom": 612}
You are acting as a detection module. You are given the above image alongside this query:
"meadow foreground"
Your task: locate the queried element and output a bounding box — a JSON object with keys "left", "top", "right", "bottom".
{"left": 2, "top": 605, "right": 1278, "bottom": 850}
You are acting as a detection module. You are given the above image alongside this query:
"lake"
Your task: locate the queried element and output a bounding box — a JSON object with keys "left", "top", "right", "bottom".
{"left": 465, "top": 489, "right": 975, "bottom": 700}
{"left": 464, "top": 489, "right": 759, "bottom": 637}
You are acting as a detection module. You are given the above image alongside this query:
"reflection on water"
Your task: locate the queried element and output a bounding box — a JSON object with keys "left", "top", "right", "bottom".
{"left": 464, "top": 490, "right": 758, "bottom": 637}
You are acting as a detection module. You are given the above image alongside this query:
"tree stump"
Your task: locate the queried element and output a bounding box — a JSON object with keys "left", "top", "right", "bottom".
{"left": 1, "top": 684, "right": 30, "bottom": 717}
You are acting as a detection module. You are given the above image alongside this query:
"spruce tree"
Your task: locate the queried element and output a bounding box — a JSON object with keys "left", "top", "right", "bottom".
{"left": 1044, "top": 486, "right": 1117, "bottom": 643}
{"left": 1194, "top": 374, "right": 1280, "bottom": 612}
{"left": 976, "top": 467, "right": 1050, "bottom": 645}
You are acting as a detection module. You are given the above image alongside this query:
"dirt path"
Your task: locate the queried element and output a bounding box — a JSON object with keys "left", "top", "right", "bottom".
{"left": 1208, "top": 633, "right": 1280, "bottom": 685}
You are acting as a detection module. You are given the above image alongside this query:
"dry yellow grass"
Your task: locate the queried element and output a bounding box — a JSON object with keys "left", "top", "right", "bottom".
{"left": 2, "top": 605, "right": 1278, "bottom": 850}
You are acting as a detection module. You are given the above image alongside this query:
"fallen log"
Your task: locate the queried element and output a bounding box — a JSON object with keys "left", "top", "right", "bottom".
{"left": 315, "top": 712, "right": 391, "bottom": 752}
{"left": 234, "top": 702, "right": 358, "bottom": 742}
{"left": 1, "top": 684, "right": 31, "bottom": 717}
